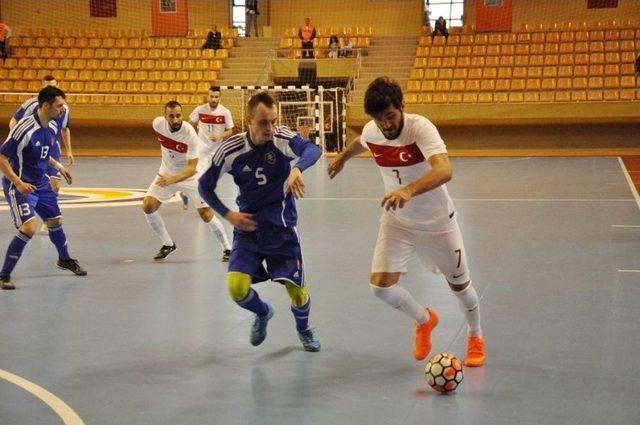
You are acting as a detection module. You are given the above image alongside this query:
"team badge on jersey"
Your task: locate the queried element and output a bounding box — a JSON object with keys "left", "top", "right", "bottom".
{"left": 265, "top": 151, "right": 276, "bottom": 164}
{"left": 366, "top": 142, "right": 425, "bottom": 167}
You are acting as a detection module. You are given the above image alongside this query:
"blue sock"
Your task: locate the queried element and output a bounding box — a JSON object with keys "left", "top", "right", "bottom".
{"left": 48, "top": 225, "right": 70, "bottom": 261}
{"left": 291, "top": 298, "right": 311, "bottom": 331}
{"left": 237, "top": 288, "right": 269, "bottom": 316}
{"left": 1, "top": 232, "right": 31, "bottom": 277}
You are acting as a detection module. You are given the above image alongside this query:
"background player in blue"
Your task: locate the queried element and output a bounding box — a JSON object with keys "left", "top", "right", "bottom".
{"left": 199, "top": 92, "right": 322, "bottom": 352}
{"left": 0, "top": 86, "right": 86, "bottom": 290}
{"left": 9, "top": 75, "right": 75, "bottom": 196}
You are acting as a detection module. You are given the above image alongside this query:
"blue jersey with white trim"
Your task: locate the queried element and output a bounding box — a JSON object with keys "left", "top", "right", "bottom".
{"left": 0, "top": 114, "right": 58, "bottom": 186}
{"left": 14, "top": 97, "right": 69, "bottom": 139}
{"left": 199, "top": 126, "right": 321, "bottom": 228}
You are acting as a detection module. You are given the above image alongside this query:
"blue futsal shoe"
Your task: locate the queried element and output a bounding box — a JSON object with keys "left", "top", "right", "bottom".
{"left": 297, "top": 328, "right": 321, "bottom": 352}
{"left": 250, "top": 304, "right": 274, "bottom": 346}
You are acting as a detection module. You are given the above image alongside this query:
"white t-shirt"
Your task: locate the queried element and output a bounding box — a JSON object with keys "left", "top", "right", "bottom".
{"left": 360, "top": 113, "right": 454, "bottom": 230}
{"left": 152, "top": 117, "right": 200, "bottom": 177}
{"left": 189, "top": 103, "right": 234, "bottom": 156}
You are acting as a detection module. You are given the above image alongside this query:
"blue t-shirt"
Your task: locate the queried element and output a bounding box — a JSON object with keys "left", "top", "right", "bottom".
{"left": 14, "top": 97, "right": 69, "bottom": 139}
{"left": 1, "top": 113, "right": 59, "bottom": 186}
{"left": 199, "top": 126, "right": 321, "bottom": 228}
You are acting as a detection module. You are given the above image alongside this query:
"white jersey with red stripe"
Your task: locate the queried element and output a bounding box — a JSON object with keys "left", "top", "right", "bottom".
{"left": 188, "top": 103, "right": 234, "bottom": 155}
{"left": 152, "top": 117, "right": 200, "bottom": 177}
{"left": 360, "top": 113, "right": 454, "bottom": 230}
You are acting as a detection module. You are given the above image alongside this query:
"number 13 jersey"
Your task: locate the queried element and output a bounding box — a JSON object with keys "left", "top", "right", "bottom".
{"left": 360, "top": 113, "right": 454, "bottom": 230}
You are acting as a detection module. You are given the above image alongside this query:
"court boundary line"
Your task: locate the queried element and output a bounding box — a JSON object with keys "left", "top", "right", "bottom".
{"left": 618, "top": 157, "right": 640, "bottom": 210}
{"left": 0, "top": 368, "right": 85, "bottom": 425}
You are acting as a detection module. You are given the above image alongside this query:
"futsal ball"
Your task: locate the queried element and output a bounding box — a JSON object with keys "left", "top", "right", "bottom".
{"left": 424, "top": 352, "right": 464, "bottom": 393}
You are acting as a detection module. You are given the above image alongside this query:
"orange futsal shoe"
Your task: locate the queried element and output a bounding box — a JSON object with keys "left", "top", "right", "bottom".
{"left": 464, "top": 336, "right": 486, "bottom": 367}
{"left": 413, "top": 308, "right": 439, "bottom": 361}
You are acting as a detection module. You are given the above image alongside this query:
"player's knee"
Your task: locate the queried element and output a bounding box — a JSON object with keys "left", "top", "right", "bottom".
{"left": 142, "top": 197, "right": 159, "bottom": 214}
{"left": 19, "top": 220, "right": 37, "bottom": 237}
{"left": 227, "top": 272, "right": 251, "bottom": 301}
{"left": 285, "top": 282, "right": 308, "bottom": 307}
{"left": 448, "top": 280, "right": 470, "bottom": 292}
{"left": 47, "top": 217, "right": 62, "bottom": 228}
{"left": 197, "top": 207, "right": 212, "bottom": 222}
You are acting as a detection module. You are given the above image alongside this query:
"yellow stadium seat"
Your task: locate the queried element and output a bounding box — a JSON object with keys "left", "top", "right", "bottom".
{"left": 450, "top": 80, "right": 465, "bottom": 92}
{"left": 544, "top": 44, "right": 559, "bottom": 54}
{"left": 465, "top": 80, "right": 481, "bottom": 91}
{"left": 468, "top": 68, "right": 483, "bottom": 79}
{"left": 452, "top": 68, "right": 468, "bottom": 79}
{"left": 420, "top": 80, "right": 436, "bottom": 92}
{"left": 407, "top": 80, "right": 421, "bottom": 92}
{"left": 182, "top": 82, "right": 198, "bottom": 94}
{"left": 470, "top": 57, "right": 485, "bottom": 67}
{"left": 604, "top": 76, "right": 619, "bottom": 88}
{"left": 589, "top": 65, "right": 604, "bottom": 76}
{"left": 112, "top": 82, "right": 127, "bottom": 92}
{"left": 603, "top": 90, "right": 619, "bottom": 101}
{"left": 604, "top": 64, "right": 619, "bottom": 76}
{"left": 69, "top": 81, "right": 84, "bottom": 92}
{"left": 435, "top": 81, "right": 450, "bottom": 91}
{"left": 497, "top": 68, "right": 512, "bottom": 79}
{"left": 471, "top": 45, "right": 485, "bottom": 56}
{"left": 438, "top": 68, "right": 453, "bottom": 80}
{"left": 410, "top": 69, "right": 424, "bottom": 80}
{"left": 478, "top": 92, "right": 493, "bottom": 103}
{"left": 424, "top": 69, "right": 438, "bottom": 79}
{"left": 459, "top": 35, "right": 473, "bottom": 45}
{"left": 526, "top": 79, "right": 541, "bottom": 90}
{"left": 573, "top": 77, "right": 588, "bottom": 89}
{"left": 508, "top": 92, "right": 524, "bottom": 102}
{"left": 530, "top": 44, "right": 544, "bottom": 55}
{"left": 482, "top": 67, "right": 497, "bottom": 79}
{"left": 63, "top": 69, "right": 79, "bottom": 80}
{"left": 575, "top": 66, "right": 589, "bottom": 77}
{"left": 524, "top": 92, "right": 539, "bottom": 102}
{"left": 456, "top": 57, "right": 470, "bottom": 67}
{"left": 215, "top": 49, "right": 228, "bottom": 59}
{"left": 511, "top": 79, "right": 526, "bottom": 91}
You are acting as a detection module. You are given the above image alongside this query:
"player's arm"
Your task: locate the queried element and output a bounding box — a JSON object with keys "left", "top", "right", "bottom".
{"left": 380, "top": 153, "right": 452, "bottom": 211}
{"left": 0, "top": 154, "right": 35, "bottom": 194}
{"left": 156, "top": 158, "right": 197, "bottom": 187}
{"left": 198, "top": 156, "right": 257, "bottom": 231}
{"left": 8, "top": 117, "right": 18, "bottom": 130}
{"left": 280, "top": 130, "right": 322, "bottom": 199}
{"left": 210, "top": 128, "right": 233, "bottom": 143}
{"left": 49, "top": 157, "right": 72, "bottom": 184}
{"left": 61, "top": 128, "right": 74, "bottom": 165}
{"left": 327, "top": 136, "right": 367, "bottom": 179}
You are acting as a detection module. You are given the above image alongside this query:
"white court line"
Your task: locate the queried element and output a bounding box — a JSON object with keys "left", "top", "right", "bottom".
{"left": 619, "top": 270, "right": 640, "bottom": 273}
{"left": 611, "top": 225, "right": 640, "bottom": 228}
{"left": 0, "top": 369, "right": 85, "bottom": 425}
{"left": 454, "top": 157, "right": 533, "bottom": 165}
{"left": 618, "top": 157, "right": 640, "bottom": 210}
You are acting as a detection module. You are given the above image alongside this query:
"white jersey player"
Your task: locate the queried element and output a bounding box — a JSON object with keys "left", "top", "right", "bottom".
{"left": 142, "top": 101, "right": 231, "bottom": 261}
{"left": 328, "top": 77, "right": 485, "bottom": 367}
{"left": 189, "top": 86, "right": 235, "bottom": 174}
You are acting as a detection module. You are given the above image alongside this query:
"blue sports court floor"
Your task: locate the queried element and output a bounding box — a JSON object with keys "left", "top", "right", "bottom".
{"left": 0, "top": 156, "right": 639, "bottom": 425}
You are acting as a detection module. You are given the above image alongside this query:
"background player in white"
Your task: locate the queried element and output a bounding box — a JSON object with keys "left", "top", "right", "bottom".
{"left": 327, "top": 77, "right": 485, "bottom": 367}
{"left": 142, "top": 101, "right": 231, "bottom": 261}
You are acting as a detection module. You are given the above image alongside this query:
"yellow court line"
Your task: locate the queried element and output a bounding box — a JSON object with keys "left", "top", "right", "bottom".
{"left": 0, "top": 369, "right": 85, "bottom": 425}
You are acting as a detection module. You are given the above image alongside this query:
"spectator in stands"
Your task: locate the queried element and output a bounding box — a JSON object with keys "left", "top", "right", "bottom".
{"left": 339, "top": 36, "right": 353, "bottom": 58}
{"left": 298, "top": 17, "right": 316, "bottom": 59}
{"left": 432, "top": 16, "right": 449, "bottom": 43}
{"left": 246, "top": 0, "right": 259, "bottom": 37}
{"left": 424, "top": 1, "right": 431, "bottom": 27}
{"left": 328, "top": 35, "right": 340, "bottom": 59}
{"left": 0, "top": 21, "right": 11, "bottom": 61}
{"left": 202, "top": 25, "right": 221, "bottom": 50}
{"left": 635, "top": 52, "right": 640, "bottom": 74}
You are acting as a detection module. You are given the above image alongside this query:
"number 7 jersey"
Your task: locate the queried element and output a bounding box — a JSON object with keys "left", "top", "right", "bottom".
{"left": 360, "top": 113, "right": 455, "bottom": 230}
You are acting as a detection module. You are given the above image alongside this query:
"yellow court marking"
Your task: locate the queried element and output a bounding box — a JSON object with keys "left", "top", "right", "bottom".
{"left": 0, "top": 368, "right": 85, "bottom": 425}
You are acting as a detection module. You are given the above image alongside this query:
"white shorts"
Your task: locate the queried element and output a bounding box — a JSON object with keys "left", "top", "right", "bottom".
{"left": 371, "top": 214, "right": 471, "bottom": 285}
{"left": 145, "top": 176, "right": 206, "bottom": 208}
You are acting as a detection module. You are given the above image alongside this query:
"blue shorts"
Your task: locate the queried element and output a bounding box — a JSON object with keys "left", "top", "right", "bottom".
{"left": 229, "top": 225, "right": 305, "bottom": 286}
{"left": 3, "top": 179, "right": 62, "bottom": 228}
{"left": 46, "top": 140, "right": 61, "bottom": 179}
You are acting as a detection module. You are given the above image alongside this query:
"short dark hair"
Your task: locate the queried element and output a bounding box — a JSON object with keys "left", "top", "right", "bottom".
{"left": 209, "top": 85, "right": 220, "bottom": 92}
{"left": 247, "top": 91, "right": 275, "bottom": 116}
{"left": 43, "top": 75, "right": 56, "bottom": 82}
{"left": 165, "top": 100, "right": 182, "bottom": 110}
{"left": 38, "top": 86, "right": 65, "bottom": 106}
{"left": 364, "top": 77, "right": 404, "bottom": 116}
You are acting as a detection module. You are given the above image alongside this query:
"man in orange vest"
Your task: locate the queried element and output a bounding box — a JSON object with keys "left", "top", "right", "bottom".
{"left": 298, "top": 18, "right": 316, "bottom": 59}
{"left": 0, "top": 21, "right": 12, "bottom": 61}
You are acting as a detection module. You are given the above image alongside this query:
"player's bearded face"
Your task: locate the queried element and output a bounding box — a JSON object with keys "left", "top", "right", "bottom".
{"left": 208, "top": 91, "right": 220, "bottom": 109}
{"left": 165, "top": 107, "right": 183, "bottom": 131}
{"left": 46, "top": 97, "right": 65, "bottom": 120}
{"left": 248, "top": 104, "right": 277, "bottom": 145}
{"left": 373, "top": 105, "right": 404, "bottom": 140}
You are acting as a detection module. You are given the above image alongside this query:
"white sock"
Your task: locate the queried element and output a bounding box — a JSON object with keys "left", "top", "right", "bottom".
{"left": 206, "top": 215, "right": 231, "bottom": 250}
{"left": 452, "top": 282, "right": 482, "bottom": 337}
{"left": 144, "top": 211, "right": 173, "bottom": 246}
{"left": 370, "top": 284, "right": 429, "bottom": 324}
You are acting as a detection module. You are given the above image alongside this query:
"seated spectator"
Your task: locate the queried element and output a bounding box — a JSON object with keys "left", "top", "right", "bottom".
{"left": 202, "top": 25, "right": 221, "bottom": 50}
{"left": 432, "top": 16, "right": 449, "bottom": 42}
{"left": 636, "top": 52, "right": 640, "bottom": 74}
{"left": 328, "top": 35, "right": 340, "bottom": 59}
{"left": 0, "top": 21, "right": 11, "bottom": 61}
{"left": 338, "top": 36, "right": 353, "bottom": 58}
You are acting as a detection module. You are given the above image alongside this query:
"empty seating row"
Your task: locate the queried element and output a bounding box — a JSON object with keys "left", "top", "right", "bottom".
{"left": 0, "top": 93, "right": 208, "bottom": 106}
{"left": 0, "top": 68, "right": 218, "bottom": 82}
{"left": 413, "top": 53, "right": 638, "bottom": 68}
{"left": 9, "top": 47, "right": 229, "bottom": 60}
{"left": 416, "top": 41, "right": 639, "bottom": 57}
{"left": 407, "top": 76, "right": 639, "bottom": 92}
{"left": 419, "top": 29, "right": 640, "bottom": 46}
{"left": 2, "top": 58, "right": 224, "bottom": 71}
{"left": 404, "top": 89, "right": 640, "bottom": 104}
{"left": 410, "top": 64, "right": 637, "bottom": 80}
{"left": 10, "top": 37, "right": 234, "bottom": 49}
{"left": 0, "top": 80, "right": 218, "bottom": 95}
{"left": 15, "top": 27, "right": 238, "bottom": 39}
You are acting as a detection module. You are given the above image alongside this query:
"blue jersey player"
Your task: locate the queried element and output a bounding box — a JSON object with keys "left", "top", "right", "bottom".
{"left": 0, "top": 86, "right": 86, "bottom": 290}
{"left": 9, "top": 75, "right": 74, "bottom": 196}
{"left": 199, "top": 92, "right": 322, "bottom": 351}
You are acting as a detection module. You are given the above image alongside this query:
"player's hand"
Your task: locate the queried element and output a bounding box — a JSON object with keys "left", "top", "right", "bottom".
{"left": 59, "top": 167, "right": 73, "bottom": 185}
{"left": 16, "top": 181, "right": 36, "bottom": 194}
{"left": 225, "top": 211, "right": 257, "bottom": 232}
{"left": 327, "top": 157, "right": 344, "bottom": 179}
{"left": 66, "top": 153, "right": 75, "bottom": 165}
{"left": 285, "top": 167, "right": 305, "bottom": 199}
{"left": 156, "top": 174, "right": 171, "bottom": 187}
{"left": 381, "top": 188, "right": 412, "bottom": 211}
{"left": 209, "top": 134, "right": 222, "bottom": 143}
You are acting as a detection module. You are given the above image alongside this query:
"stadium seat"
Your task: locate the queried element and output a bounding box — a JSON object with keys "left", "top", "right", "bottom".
{"left": 453, "top": 68, "right": 468, "bottom": 79}
{"left": 451, "top": 80, "right": 466, "bottom": 92}
{"left": 407, "top": 80, "right": 421, "bottom": 92}
{"left": 603, "top": 90, "right": 619, "bottom": 101}
{"left": 543, "top": 66, "right": 558, "bottom": 77}
{"left": 468, "top": 68, "right": 483, "bottom": 79}
{"left": 524, "top": 92, "right": 540, "bottom": 102}
{"left": 542, "top": 78, "right": 557, "bottom": 90}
